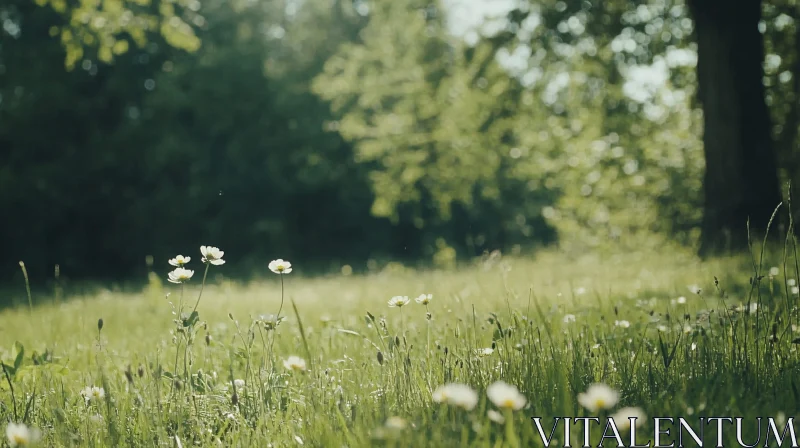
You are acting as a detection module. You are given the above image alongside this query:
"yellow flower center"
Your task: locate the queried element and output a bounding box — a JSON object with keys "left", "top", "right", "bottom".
{"left": 595, "top": 399, "right": 606, "bottom": 409}
{"left": 11, "top": 434, "right": 28, "bottom": 445}
{"left": 502, "top": 399, "right": 516, "bottom": 409}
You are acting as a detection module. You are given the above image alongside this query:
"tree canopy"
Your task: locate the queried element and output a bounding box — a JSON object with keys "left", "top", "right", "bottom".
{"left": 2, "top": 0, "right": 799, "bottom": 284}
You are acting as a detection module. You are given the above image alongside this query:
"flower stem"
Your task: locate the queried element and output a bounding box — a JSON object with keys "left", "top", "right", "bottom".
{"left": 505, "top": 409, "right": 520, "bottom": 448}
{"left": 276, "top": 274, "right": 285, "bottom": 320}
{"left": 191, "top": 263, "right": 211, "bottom": 314}
{"left": 267, "top": 274, "right": 285, "bottom": 374}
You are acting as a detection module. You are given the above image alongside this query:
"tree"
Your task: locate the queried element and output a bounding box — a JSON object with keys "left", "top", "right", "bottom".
{"left": 689, "top": 0, "right": 783, "bottom": 255}
{"left": 30, "top": 0, "right": 201, "bottom": 69}
{"left": 312, "top": 0, "right": 558, "bottom": 258}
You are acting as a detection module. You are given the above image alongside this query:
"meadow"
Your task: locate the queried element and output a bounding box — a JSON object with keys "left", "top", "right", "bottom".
{"left": 1, "top": 245, "right": 799, "bottom": 447}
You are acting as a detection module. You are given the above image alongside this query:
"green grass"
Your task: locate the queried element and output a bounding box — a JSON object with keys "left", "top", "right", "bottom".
{"left": 1, "top": 248, "right": 799, "bottom": 447}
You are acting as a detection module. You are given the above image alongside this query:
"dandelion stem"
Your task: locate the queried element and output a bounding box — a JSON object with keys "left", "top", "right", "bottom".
{"left": 191, "top": 263, "right": 211, "bottom": 314}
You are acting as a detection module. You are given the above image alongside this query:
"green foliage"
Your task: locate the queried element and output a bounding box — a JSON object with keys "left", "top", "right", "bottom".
{"left": 1, "top": 0, "right": 799, "bottom": 281}
{"left": 314, "top": 0, "right": 705, "bottom": 254}
{"left": 763, "top": 0, "right": 800, "bottom": 192}
{"left": 33, "top": 0, "right": 201, "bottom": 69}
{"left": 314, "top": 0, "right": 557, "bottom": 254}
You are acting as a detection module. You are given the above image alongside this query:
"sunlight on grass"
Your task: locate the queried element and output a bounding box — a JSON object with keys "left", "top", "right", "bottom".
{"left": 0, "top": 247, "right": 798, "bottom": 446}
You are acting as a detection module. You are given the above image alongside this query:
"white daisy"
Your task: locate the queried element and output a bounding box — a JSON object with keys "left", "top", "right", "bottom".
{"left": 415, "top": 294, "right": 433, "bottom": 305}
{"left": 167, "top": 267, "right": 194, "bottom": 284}
{"left": 577, "top": 383, "right": 619, "bottom": 412}
{"left": 268, "top": 259, "right": 292, "bottom": 274}
{"left": 563, "top": 314, "right": 576, "bottom": 323}
{"left": 81, "top": 386, "right": 105, "bottom": 403}
{"left": 388, "top": 296, "right": 410, "bottom": 308}
{"left": 486, "top": 381, "right": 526, "bottom": 411}
{"left": 432, "top": 383, "right": 478, "bottom": 411}
{"left": 168, "top": 255, "right": 191, "bottom": 267}
{"left": 283, "top": 356, "right": 307, "bottom": 372}
{"left": 200, "top": 246, "right": 225, "bottom": 265}
{"left": 611, "top": 407, "right": 646, "bottom": 431}
{"left": 475, "top": 348, "right": 494, "bottom": 357}
{"left": 6, "top": 423, "right": 40, "bottom": 447}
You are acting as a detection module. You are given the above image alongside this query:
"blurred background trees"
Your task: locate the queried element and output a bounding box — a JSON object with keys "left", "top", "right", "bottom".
{"left": 1, "top": 0, "right": 799, "bottom": 283}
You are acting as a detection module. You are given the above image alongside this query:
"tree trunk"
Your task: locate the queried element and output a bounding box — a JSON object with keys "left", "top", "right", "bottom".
{"left": 690, "top": 0, "right": 782, "bottom": 256}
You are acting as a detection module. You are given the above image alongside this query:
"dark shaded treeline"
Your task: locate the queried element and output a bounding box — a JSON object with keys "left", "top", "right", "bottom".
{"left": 1, "top": 0, "right": 553, "bottom": 285}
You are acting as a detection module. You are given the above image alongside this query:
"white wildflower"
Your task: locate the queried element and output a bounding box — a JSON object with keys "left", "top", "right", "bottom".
{"left": 475, "top": 348, "right": 494, "bottom": 357}
{"left": 577, "top": 383, "right": 619, "bottom": 412}
{"left": 6, "top": 423, "right": 40, "bottom": 447}
{"left": 486, "top": 381, "right": 526, "bottom": 411}
{"left": 167, "top": 267, "right": 194, "bottom": 284}
{"left": 611, "top": 407, "right": 646, "bottom": 431}
{"left": 432, "top": 383, "right": 478, "bottom": 411}
{"left": 388, "top": 296, "right": 410, "bottom": 308}
{"left": 415, "top": 294, "right": 433, "bottom": 305}
{"left": 168, "top": 255, "right": 191, "bottom": 267}
{"left": 268, "top": 259, "right": 292, "bottom": 274}
{"left": 200, "top": 246, "right": 225, "bottom": 265}
{"left": 283, "top": 356, "right": 307, "bottom": 372}
{"left": 81, "top": 386, "right": 105, "bottom": 403}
